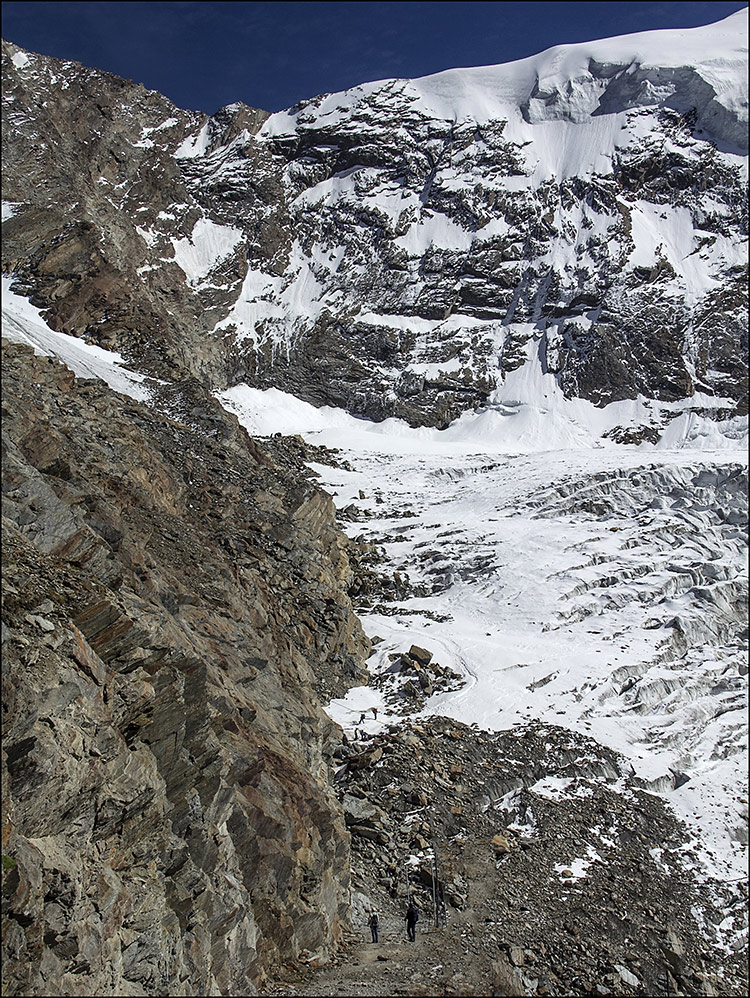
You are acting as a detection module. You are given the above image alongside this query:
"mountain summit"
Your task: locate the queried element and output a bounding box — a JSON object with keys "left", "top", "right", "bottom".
{"left": 2, "top": 11, "right": 747, "bottom": 431}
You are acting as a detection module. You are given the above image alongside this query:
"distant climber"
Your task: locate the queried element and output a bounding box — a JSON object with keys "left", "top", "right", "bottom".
{"left": 359, "top": 712, "right": 367, "bottom": 723}
{"left": 405, "top": 901, "right": 419, "bottom": 941}
{"left": 368, "top": 911, "right": 379, "bottom": 943}
{"left": 372, "top": 707, "right": 378, "bottom": 719}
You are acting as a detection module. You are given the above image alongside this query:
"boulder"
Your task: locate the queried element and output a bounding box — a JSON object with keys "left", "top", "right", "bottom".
{"left": 348, "top": 746, "right": 383, "bottom": 769}
{"left": 490, "top": 954, "right": 525, "bottom": 997}
{"left": 509, "top": 945, "right": 525, "bottom": 967}
{"left": 342, "top": 794, "right": 387, "bottom": 827}
{"left": 408, "top": 644, "right": 433, "bottom": 666}
{"left": 349, "top": 825, "right": 390, "bottom": 845}
{"left": 492, "top": 834, "right": 512, "bottom": 855}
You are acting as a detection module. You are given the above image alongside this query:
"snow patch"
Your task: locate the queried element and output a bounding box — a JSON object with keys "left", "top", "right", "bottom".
{"left": 171, "top": 218, "right": 244, "bottom": 286}
{"left": 2, "top": 278, "right": 155, "bottom": 403}
{"left": 2, "top": 201, "right": 21, "bottom": 222}
{"left": 135, "top": 226, "right": 160, "bottom": 248}
{"left": 174, "top": 122, "right": 211, "bottom": 160}
{"left": 553, "top": 846, "right": 603, "bottom": 881}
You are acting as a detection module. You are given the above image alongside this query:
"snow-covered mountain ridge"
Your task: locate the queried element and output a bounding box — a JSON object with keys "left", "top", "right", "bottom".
{"left": 2, "top": 11, "right": 748, "bottom": 431}
{"left": 265, "top": 11, "right": 748, "bottom": 147}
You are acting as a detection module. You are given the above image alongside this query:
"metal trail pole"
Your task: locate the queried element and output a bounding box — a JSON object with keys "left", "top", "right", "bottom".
{"left": 434, "top": 841, "right": 444, "bottom": 927}
{"left": 433, "top": 842, "right": 438, "bottom": 927}
{"left": 431, "top": 847, "right": 438, "bottom": 928}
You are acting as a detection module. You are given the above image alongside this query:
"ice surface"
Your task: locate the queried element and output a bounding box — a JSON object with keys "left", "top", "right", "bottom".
{"left": 407, "top": 11, "right": 748, "bottom": 121}
{"left": 217, "top": 379, "right": 748, "bottom": 887}
{"left": 171, "top": 218, "right": 244, "bottom": 286}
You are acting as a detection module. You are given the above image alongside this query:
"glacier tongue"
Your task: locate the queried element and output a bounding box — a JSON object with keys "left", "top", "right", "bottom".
{"left": 220, "top": 382, "right": 748, "bottom": 888}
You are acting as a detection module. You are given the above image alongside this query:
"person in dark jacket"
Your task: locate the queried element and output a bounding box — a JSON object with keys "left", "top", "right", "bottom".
{"left": 405, "top": 902, "right": 419, "bottom": 941}
{"left": 369, "top": 911, "right": 379, "bottom": 943}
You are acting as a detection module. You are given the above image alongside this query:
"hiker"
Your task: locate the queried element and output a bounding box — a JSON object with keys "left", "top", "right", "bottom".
{"left": 372, "top": 707, "right": 378, "bottom": 719}
{"left": 342, "top": 731, "right": 349, "bottom": 746}
{"left": 359, "top": 712, "right": 366, "bottom": 723}
{"left": 368, "top": 911, "right": 379, "bottom": 943}
{"left": 405, "top": 901, "right": 419, "bottom": 941}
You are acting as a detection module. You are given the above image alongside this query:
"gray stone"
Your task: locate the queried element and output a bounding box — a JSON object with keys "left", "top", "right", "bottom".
{"left": 408, "top": 644, "right": 433, "bottom": 666}
{"left": 615, "top": 964, "right": 640, "bottom": 987}
{"left": 24, "top": 614, "right": 55, "bottom": 632}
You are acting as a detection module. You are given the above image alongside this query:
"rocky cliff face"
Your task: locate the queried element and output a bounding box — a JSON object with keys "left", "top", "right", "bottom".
{"left": 1, "top": 339, "right": 369, "bottom": 995}
{"left": 2, "top": 13, "right": 747, "bottom": 429}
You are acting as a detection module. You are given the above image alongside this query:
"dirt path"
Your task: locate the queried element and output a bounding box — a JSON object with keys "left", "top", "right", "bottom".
{"left": 263, "top": 923, "right": 485, "bottom": 997}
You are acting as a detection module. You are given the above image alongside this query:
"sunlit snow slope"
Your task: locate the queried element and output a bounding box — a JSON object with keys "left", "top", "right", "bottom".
{"left": 181, "top": 10, "right": 748, "bottom": 425}
{"left": 3, "top": 13, "right": 747, "bottom": 429}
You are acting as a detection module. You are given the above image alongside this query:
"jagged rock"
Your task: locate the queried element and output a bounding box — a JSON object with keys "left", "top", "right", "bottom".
{"left": 490, "top": 954, "right": 525, "bottom": 996}
{"left": 348, "top": 825, "right": 390, "bottom": 845}
{"left": 408, "top": 644, "right": 433, "bottom": 666}
{"left": 615, "top": 964, "right": 640, "bottom": 987}
{"left": 1, "top": 341, "right": 370, "bottom": 995}
{"left": 509, "top": 945, "right": 525, "bottom": 967}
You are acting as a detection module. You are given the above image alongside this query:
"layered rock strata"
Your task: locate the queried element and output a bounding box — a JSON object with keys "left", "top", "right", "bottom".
{"left": 1, "top": 340, "right": 369, "bottom": 996}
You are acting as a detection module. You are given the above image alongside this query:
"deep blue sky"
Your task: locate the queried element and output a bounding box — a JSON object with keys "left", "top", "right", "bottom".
{"left": 2, "top": 2, "right": 747, "bottom": 114}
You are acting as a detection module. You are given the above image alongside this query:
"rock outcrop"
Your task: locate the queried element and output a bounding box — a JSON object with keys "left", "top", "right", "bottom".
{"left": 1, "top": 340, "right": 369, "bottom": 995}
